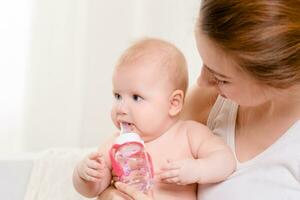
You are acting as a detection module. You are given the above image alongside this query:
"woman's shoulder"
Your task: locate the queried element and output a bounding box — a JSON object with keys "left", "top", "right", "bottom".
{"left": 182, "top": 84, "right": 218, "bottom": 125}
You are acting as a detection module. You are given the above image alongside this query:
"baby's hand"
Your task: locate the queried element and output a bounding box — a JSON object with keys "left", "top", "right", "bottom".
{"left": 77, "top": 152, "right": 106, "bottom": 182}
{"left": 158, "top": 159, "right": 199, "bottom": 185}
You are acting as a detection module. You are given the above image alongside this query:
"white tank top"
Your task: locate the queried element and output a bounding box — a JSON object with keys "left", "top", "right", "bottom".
{"left": 198, "top": 96, "right": 300, "bottom": 200}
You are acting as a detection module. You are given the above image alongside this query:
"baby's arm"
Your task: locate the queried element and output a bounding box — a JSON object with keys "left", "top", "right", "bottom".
{"left": 73, "top": 135, "right": 116, "bottom": 197}
{"left": 160, "top": 121, "right": 236, "bottom": 185}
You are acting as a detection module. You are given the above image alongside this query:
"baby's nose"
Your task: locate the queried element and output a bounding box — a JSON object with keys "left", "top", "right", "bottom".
{"left": 116, "top": 100, "right": 128, "bottom": 115}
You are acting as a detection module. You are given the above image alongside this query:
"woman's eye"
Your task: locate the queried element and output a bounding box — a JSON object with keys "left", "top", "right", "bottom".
{"left": 132, "top": 94, "right": 143, "bottom": 102}
{"left": 215, "top": 77, "right": 229, "bottom": 85}
{"left": 114, "top": 93, "right": 121, "bottom": 100}
{"left": 218, "top": 80, "right": 228, "bottom": 85}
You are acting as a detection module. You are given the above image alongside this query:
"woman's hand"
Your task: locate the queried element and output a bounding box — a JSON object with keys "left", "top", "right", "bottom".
{"left": 97, "top": 186, "right": 128, "bottom": 200}
{"left": 115, "top": 182, "right": 154, "bottom": 200}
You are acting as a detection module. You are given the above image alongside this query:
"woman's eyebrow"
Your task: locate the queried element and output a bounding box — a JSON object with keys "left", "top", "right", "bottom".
{"left": 204, "top": 65, "right": 230, "bottom": 79}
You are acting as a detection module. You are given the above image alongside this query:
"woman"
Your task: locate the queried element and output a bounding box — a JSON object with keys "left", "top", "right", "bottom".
{"left": 99, "top": 0, "right": 300, "bottom": 199}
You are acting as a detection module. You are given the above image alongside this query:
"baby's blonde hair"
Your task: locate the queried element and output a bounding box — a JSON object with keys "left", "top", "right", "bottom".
{"left": 116, "top": 38, "right": 189, "bottom": 95}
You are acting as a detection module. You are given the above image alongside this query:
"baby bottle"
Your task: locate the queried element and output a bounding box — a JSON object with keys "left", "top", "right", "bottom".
{"left": 109, "top": 123, "right": 154, "bottom": 192}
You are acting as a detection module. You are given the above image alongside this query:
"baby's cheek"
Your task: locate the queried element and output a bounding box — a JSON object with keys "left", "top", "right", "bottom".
{"left": 110, "top": 108, "right": 118, "bottom": 128}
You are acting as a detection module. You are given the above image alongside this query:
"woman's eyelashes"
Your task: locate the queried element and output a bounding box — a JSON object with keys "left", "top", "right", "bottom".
{"left": 214, "top": 77, "right": 229, "bottom": 85}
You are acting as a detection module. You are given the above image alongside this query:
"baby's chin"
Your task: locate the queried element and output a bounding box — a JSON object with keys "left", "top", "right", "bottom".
{"left": 130, "top": 129, "right": 152, "bottom": 142}
{"left": 141, "top": 132, "right": 163, "bottom": 143}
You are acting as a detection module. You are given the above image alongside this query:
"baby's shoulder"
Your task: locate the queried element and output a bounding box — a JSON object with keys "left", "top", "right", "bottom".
{"left": 177, "top": 120, "right": 214, "bottom": 158}
{"left": 180, "top": 120, "right": 213, "bottom": 142}
{"left": 181, "top": 120, "right": 211, "bottom": 133}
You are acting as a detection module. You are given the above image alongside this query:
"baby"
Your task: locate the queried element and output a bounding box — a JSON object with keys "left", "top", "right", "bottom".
{"left": 73, "top": 38, "right": 236, "bottom": 200}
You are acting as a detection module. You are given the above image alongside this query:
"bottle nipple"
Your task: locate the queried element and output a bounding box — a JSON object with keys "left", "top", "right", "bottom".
{"left": 120, "top": 122, "right": 132, "bottom": 134}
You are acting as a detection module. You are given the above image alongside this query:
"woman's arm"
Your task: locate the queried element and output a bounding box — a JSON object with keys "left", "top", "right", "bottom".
{"left": 114, "top": 182, "right": 154, "bottom": 200}
{"left": 97, "top": 186, "right": 130, "bottom": 200}
{"left": 97, "top": 184, "right": 154, "bottom": 200}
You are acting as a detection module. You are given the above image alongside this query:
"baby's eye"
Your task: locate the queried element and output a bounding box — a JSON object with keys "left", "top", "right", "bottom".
{"left": 132, "top": 94, "right": 143, "bottom": 102}
{"left": 114, "top": 93, "right": 121, "bottom": 100}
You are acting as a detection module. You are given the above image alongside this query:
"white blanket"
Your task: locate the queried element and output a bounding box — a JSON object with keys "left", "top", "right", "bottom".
{"left": 24, "top": 148, "right": 97, "bottom": 200}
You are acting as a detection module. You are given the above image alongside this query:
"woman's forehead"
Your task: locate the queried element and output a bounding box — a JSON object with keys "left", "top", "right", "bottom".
{"left": 196, "top": 32, "right": 241, "bottom": 78}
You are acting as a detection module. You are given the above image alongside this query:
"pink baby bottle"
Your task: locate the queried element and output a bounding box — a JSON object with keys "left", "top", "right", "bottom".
{"left": 109, "top": 123, "right": 154, "bottom": 192}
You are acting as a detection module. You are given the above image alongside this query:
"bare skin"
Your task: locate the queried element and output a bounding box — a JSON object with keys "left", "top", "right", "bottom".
{"left": 97, "top": 30, "right": 300, "bottom": 200}
{"left": 74, "top": 40, "right": 236, "bottom": 200}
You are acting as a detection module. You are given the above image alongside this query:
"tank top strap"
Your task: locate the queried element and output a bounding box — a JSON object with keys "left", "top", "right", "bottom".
{"left": 207, "top": 95, "right": 238, "bottom": 145}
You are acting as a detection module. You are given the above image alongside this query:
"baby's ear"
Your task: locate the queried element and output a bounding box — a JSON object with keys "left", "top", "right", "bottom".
{"left": 169, "top": 90, "right": 184, "bottom": 117}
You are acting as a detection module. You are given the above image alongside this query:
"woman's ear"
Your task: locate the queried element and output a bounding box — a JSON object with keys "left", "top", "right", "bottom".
{"left": 169, "top": 90, "right": 184, "bottom": 117}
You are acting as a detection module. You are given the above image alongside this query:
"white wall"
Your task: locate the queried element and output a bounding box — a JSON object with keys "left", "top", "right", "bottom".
{"left": 1, "top": 0, "right": 202, "bottom": 153}
{"left": 79, "top": 0, "right": 202, "bottom": 148}
{"left": 23, "top": 0, "right": 90, "bottom": 151}
{"left": 0, "top": 0, "right": 32, "bottom": 153}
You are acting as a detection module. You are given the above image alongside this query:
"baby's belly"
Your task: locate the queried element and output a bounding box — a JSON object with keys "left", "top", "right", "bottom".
{"left": 153, "top": 182, "right": 197, "bottom": 200}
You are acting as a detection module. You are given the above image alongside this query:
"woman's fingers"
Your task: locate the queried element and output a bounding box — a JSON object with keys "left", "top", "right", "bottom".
{"left": 112, "top": 169, "right": 120, "bottom": 182}
{"left": 115, "top": 182, "right": 153, "bottom": 200}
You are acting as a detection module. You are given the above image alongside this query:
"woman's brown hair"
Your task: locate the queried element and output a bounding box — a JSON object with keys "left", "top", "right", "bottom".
{"left": 199, "top": 0, "right": 300, "bottom": 88}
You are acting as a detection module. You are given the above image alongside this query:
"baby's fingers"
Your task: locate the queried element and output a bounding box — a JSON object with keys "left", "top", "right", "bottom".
{"left": 84, "top": 175, "right": 101, "bottom": 182}
{"left": 161, "top": 177, "right": 181, "bottom": 184}
{"left": 79, "top": 169, "right": 101, "bottom": 182}
{"left": 88, "top": 152, "right": 103, "bottom": 160}
{"left": 86, "top": 168, "right": 104, "bottom": 179}
{"left": 87, "top": 159, "right": 104, "bottom": 170}
{"left": 160, "top": 160, "right": 180, "bottom": 171}
{"left": 159, "top": 169, "right": 179, "bottom": 180}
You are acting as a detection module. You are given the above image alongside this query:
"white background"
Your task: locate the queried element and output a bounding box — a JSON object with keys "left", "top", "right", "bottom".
{"left": 0, "top": 0, "right": 202, "bottom": 153}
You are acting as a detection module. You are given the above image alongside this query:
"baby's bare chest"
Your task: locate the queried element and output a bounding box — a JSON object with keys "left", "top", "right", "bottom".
{"left": 146, "top": 133, "right": 195, "bottom": 172}
{"left": 145, "top": 134, "right": 197, "bottom": 200}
